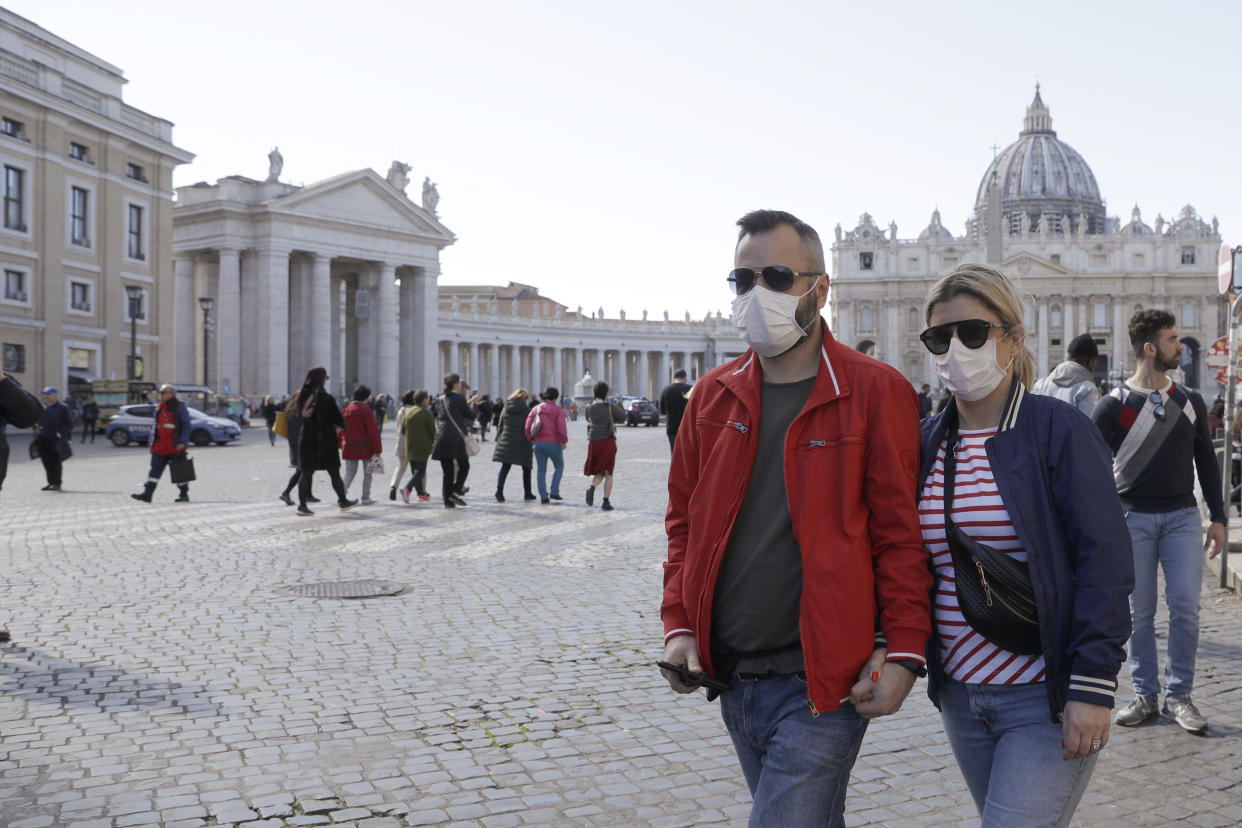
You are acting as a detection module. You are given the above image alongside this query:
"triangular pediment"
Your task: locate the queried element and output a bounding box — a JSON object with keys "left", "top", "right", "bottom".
{"left": 264, "top": 170, "right": 455, "bottom": 245}
{"left": 1003, "top": 252, "right": 1074, "bottom": 276}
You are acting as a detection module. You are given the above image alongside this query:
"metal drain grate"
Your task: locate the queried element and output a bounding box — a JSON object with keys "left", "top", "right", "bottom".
{"left": 275, "top": 580, "right": 412, "bottom": 599}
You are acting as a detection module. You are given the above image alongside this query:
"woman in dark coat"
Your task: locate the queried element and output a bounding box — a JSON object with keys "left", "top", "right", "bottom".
{"left": 430, "top": 373, "right": 474, "bottom": 508}
{"left": 492, "top": 388, "right": 536, "bottom": 502}
{"left": 291, "top": 367, "right": 356, "bottom": 516}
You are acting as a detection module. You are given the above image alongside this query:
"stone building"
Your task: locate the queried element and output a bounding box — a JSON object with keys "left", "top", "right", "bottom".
{"left": 172, "top": 160, "right": 452, "bottom": 397}
{"left": 830, "top": 87, "right": 1223, "bottom": 391}
{"left": 0, "top": 9, "right": 193, "bottom": 393}
{"left": 174, "top": 163, "right": 745, "bottom": 400}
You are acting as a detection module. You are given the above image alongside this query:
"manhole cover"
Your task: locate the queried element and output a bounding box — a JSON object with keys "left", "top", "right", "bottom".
{"left": 275, "top": 580, "right": 412, "bottom": 599}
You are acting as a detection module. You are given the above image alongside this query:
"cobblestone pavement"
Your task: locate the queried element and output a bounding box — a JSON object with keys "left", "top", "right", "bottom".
{"left": 1, "top": 424, "right": 1240, "bottom": 827}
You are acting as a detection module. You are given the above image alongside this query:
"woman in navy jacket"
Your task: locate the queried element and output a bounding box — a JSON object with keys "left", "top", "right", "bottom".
{"left": 917, "top": 264, "right": 1133, "bottom": 827}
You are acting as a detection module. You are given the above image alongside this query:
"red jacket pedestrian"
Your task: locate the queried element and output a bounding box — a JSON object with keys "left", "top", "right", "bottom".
{"left": 340, "top": 400, "right": 382, "bottom": 460}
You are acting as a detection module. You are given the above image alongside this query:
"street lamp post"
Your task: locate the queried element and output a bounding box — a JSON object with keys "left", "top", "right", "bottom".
{"left": 198, "top": 296, "right": 214, "bottom": 390}
{"left": 125, "top": 285, "right": 143, "bottom": 381}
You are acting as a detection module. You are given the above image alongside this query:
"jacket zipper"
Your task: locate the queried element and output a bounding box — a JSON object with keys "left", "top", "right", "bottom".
{"left": 974, "top": 559, "right": 993, "bottom": 606}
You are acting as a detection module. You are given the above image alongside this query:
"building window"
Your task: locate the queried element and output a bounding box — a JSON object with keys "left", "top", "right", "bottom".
{"left": 907, "top": 257, "right": 919, "bottom": 270}
{"left": 70, "top": 186, "right": 89, "bottom": 246}
{"left": 859, "top": 252, "right": 873, "bottom": 271}
{"left": 1182, "top": 302, "right": 1196, "bottom": 328}
{"left": 1050, "top": 306, "right": 1062, "bottom": 329}
{"left": 1, "top": 117, "right": 25, "bottom": 140}
{"left": 1181, "top": 246, "right": 1196, "bottom": 265}
{"left": 127, "top": 204, "right": 145, "bottom": 260}
{"left": 1050, "top": 254, "right": 1061, "bottom": 265}
{"left": 1091, "top": 253, "right": 1107, "bottom": 267}
{"left": 67, "top": 347, "right": 92, "bottom": 371}
{"left": 3, "top": 166, "right": 24, "bottom": 231}
{"left": 1092, "top": 302, "right": 1107, "bottom": 328}
{"left": 70, "top": 281, "right": 92, "bottom": 312}
{"left": 943, "top": 256, "right": 958, "bottom": 270}
{"left": 69, "top": 142, "right": 91, "bottom": 163}
{"left": 1132, "top": 252, "right": 1145, "bottom": 267}
{"left": 860, "top": 306, "right": 875, "bottom": 332}
{"left": 126, "top": 162, "right": 148, "bottom": 182}
{"left": 2, "top": 342, "right": 25, "bottom": 373}
{"left": 3, "top": 269, "right": 26, "bottom": 302}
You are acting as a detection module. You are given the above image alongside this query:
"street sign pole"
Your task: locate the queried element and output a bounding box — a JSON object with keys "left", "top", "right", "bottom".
{"left": 1222, "top": 246, "right": 1242, "bottom": 587}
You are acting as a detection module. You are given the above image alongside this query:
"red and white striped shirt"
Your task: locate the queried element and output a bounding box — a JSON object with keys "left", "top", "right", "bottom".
{"left": 918, "top": 428, "right": 1046, "bottom": 684}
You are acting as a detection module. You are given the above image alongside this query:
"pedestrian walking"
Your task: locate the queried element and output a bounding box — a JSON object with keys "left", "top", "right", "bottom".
{"left": 80, "top": 397, "right": 99, "bottom": 443}
{"left": 492, "top": 388, "right": 536, "bottom": 502}
{"left": 130, "top": 384, "right": 194, "bottom": 503}
{"left": 475, "top": 395, "right": 492, "bottom": 442}
{"left": 1094, "top": 309, "right": 1225, "bottom": 734}
{"left": 917, "top": 383, "right": 933, "bottom": 419}
{"left": 526, "top": 386, "right": 567, "bottom": 504}
{"left": 491, "top": 396, "right": 503, "bottom": 429}
{"left": 1032, "top": 333, "right": 1101, "bottom": 417}
{"left": 660, "top": 209, "right": 932, "bottom": 826}
{"left": 918, "top": 264, "right": 1134, "bottom": 826}
{"left": 388, "top": 390, "right": 415, "bottom": 500}
{"left": 289, "top": 367, "right": 356, "bottom": 517}
{"left": 260, "top": 394, "right": 281, "bottom": 446}
{"left": 0, "top": 371, "right": 41, "bottom": 641}
{"left": 33, "top": 386, "right": 73, "bottom": 491}
{"left": 431, "top": 373, "right": 474, "bottom": 508}
{"left": 370, "top": 393, "right": 388, "bottom": 432}
{"left": 658, "top": 369, "right": 692, "bottom": 453}
{"left": 583, "top": 381, "right": 625, "bottom": 511}
{"left": 340, "top": 385, "right": 383, "bottom": 505}
{"left": 400, "top": 390, "right": 435, "bottom": 502}
{"left": 278, "top": 393, "right": 317, "bottom": 506}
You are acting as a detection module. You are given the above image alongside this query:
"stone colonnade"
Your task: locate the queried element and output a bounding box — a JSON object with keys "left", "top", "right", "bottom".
{"left": 175, "top": 248, "right": 440, "bottom": 397}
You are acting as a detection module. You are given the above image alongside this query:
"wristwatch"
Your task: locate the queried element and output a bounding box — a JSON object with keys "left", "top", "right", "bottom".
{"left": 891, "top": 659, "right": 927, "bottom": 678}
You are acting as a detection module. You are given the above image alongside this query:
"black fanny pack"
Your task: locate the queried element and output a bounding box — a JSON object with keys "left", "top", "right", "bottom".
{"left": 942, "top": 425, "right": 1042, "bottom": 656}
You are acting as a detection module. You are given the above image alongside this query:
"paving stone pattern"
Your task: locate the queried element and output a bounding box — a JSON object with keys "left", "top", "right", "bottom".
{"left": 1, "top": 425, "right": 1240, "bottom": 826}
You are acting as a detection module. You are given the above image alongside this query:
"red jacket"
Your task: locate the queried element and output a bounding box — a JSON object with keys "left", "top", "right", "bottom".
{"left": 662, "top": 323, "right": 932, "bottom": 715}
{"left": 340, "top": 401, "right": 383, "bottom": 460}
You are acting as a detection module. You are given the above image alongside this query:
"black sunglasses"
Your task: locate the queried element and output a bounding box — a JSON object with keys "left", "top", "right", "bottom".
{"left": 727, "top": 266, "right": 823, "bottom": 295}
{"left": 919, "top": 319, "right": 1011, "bottom": 355}
{"left": 1148, "top": 391, "right": 1166, "bottom": 421}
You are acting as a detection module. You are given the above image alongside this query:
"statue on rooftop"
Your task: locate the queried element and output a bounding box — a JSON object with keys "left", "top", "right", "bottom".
{"left": 266, "top": 147, "right": 283, "bottom": 183}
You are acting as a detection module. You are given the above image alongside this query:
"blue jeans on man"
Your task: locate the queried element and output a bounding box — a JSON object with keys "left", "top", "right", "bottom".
{"left": 718, "top": 673, "right": 867, "bottom": 827}
{"left": 938, "top": 679, "right": 1097, "bottom": 827}
{"left": 532, "top": 442, "right": 563, "bottom": 500}
{"left": 1124, "top": 507, "right": 1204, "bottom": 697}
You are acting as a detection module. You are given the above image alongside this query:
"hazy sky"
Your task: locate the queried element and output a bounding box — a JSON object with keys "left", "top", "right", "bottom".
{"left": 12, "top": 0, "right": 1241, "bottom": 317}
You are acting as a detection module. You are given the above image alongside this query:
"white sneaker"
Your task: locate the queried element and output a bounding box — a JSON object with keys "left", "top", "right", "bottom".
{"left": 359, "top": 497, "right": 376, "bottom": 505}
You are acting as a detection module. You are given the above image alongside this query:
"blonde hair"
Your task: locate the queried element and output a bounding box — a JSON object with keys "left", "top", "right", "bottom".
{"left": 923, "top": 263, "right": 1036, "bottom": 389}
{"left": 508, "top": 387, "right": 529, "bottom": 401}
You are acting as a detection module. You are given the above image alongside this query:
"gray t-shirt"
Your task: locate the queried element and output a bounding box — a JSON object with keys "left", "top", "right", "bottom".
{"left": 711, "top": 376, "right": 816, "bottom": 675}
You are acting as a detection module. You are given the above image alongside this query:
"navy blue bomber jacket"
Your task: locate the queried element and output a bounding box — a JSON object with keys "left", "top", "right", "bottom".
{"left": 918, "top": 379, "right": 1135, "bottom": 721}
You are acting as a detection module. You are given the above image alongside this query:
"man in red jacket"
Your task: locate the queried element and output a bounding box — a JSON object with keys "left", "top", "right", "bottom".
{"left": 660, "top": 210, "right": 932, "bottom": 826}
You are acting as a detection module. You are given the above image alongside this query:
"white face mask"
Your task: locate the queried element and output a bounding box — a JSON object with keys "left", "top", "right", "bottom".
{"left": 934, "top": 337, "right": 1012, "bottom": 402}
{"left": 730, "top": 276, "right": 820, "bottom": 358}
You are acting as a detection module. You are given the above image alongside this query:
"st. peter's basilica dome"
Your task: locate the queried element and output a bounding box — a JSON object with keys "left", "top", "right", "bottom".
{"left": 973, "top": 86, "right": 1106, "bottom": 236}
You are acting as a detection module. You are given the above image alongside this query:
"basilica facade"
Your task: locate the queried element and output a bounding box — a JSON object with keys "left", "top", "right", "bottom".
{"left": 830, "top": 88, "right": 1223, "bottom": 392}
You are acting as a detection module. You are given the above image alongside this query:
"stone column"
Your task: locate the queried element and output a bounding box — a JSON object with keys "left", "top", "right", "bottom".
{"left": 403, "top": 266, "right": 439, "bottom": 390}
{"left": 1113, "top": 296, "right": 1127, "bottom": 380}
{"left": 375, "top": 262, "right": 398, "bottom": 396}
{"left": 174, "top": 254, "right": 195, "bottom": 382}
{"left": 255, "top": 247, "right": 291, "bottom": 395}
{"left": 885, "top": 302, "right": 900, "bottom": 367}
{"left": 489, "top": 343, "right": 500, "bottom": 396}
{"left": 638, "top": 350, "right": 649, "bottom": 399}
{"left": 1036, "top": 300, "right": 1049, "bottom": 379}
{"left": 467, "top": 341, "right": 479, "bottom": 390}
{"left": 216, "top": 248, "right": 242, "bottom": 396}
{"left": 310, "top": 254, "right": 333, "bottom": 372}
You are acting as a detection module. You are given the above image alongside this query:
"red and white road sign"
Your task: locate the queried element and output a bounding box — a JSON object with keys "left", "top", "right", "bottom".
{"left": 1205, "top": 335, "right": 1242, "bottom": 386}
{"left": 1220, "top": 243, "right": 1235, "bottom": 294}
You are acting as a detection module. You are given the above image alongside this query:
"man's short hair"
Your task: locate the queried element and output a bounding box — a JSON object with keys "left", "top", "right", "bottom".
{"left": 353, "top": 384, "right": 371, "bottom": 401}
{"left": 1129, "top": 309, "right": 1176, "bottom": 357}
{"left": 673, "top": 369, "right": 687, "bottom": 380}
{"left": 735, "top": 209, "right": 825, "bottom": 273}
{"left": 594, "top": 381, "right": 609, "bottom": 399}
{"left": 158, "top": 383, "right": 175, "bottom": 393}
{"left": 1068, "top": 333, "right": 1099, "bottom": 363}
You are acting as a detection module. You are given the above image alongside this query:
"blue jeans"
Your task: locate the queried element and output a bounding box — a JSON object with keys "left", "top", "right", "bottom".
{"left": 719, "top": 674, "right": 867, "bottom": 827}
{"left": 532, "top": 442, "right": 563, "bottom": 499}
{"left": 1125, "top": 507, "right": 1204, "bottom": 697}
{"left": 939, "top": 679, "right": 1097, "bottom": 828}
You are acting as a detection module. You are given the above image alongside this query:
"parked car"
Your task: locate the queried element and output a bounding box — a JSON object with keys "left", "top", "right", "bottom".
{"left": 105, "top": 404, "right": 243, "bottom": 447}
{"left": 623, "top": 398, "right": 660, "bottom": 427}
